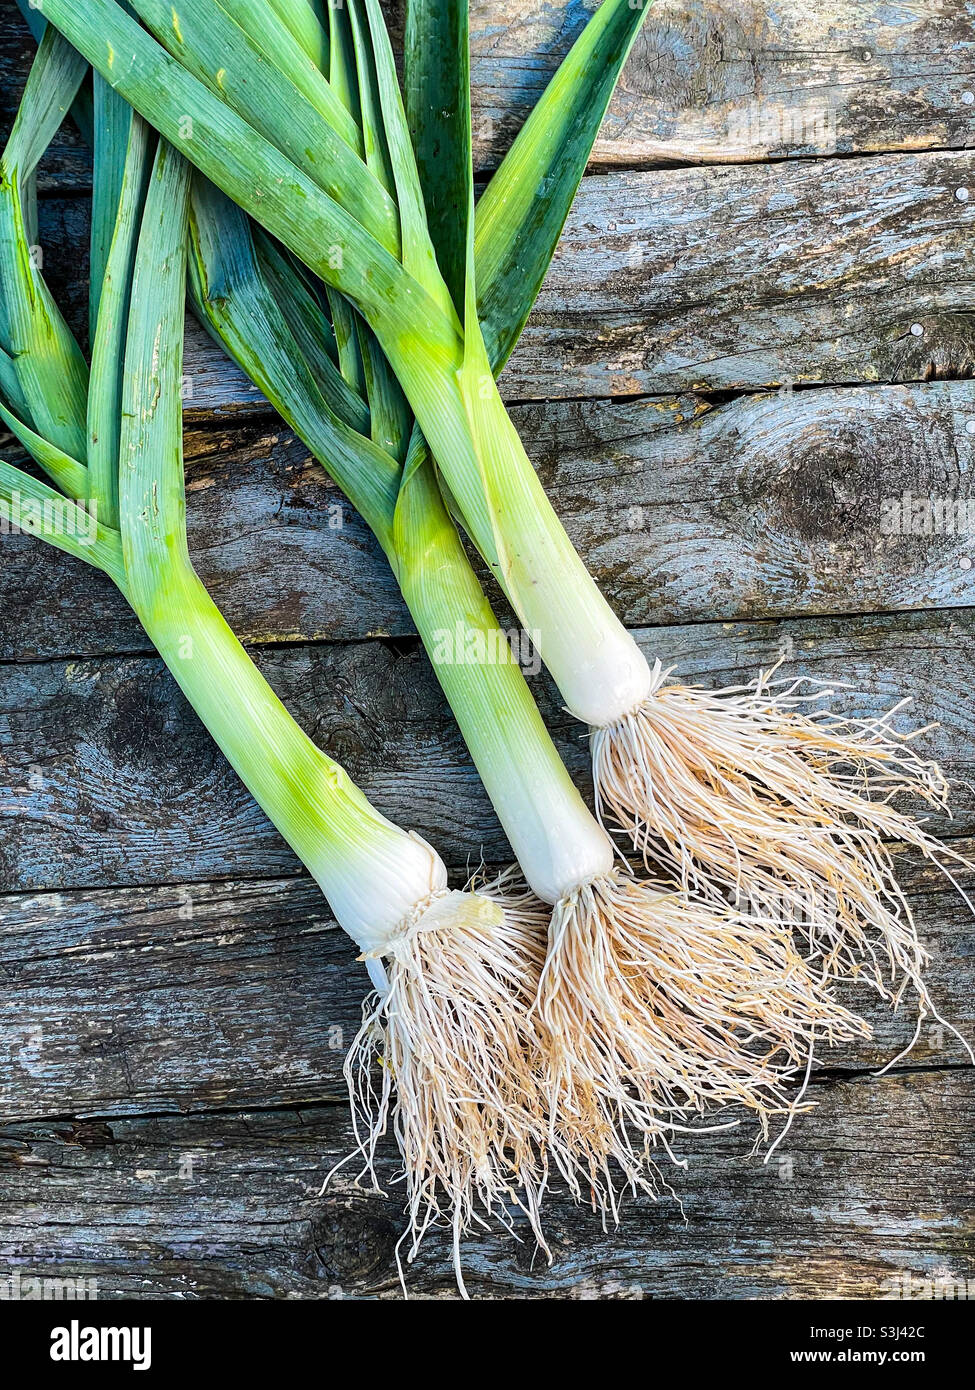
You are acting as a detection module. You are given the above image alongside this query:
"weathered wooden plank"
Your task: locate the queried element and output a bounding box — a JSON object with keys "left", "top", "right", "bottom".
{"left": 0, "top": 848, "right": 971, "bottom": 1123}
{"left": 25, "top": 144, "right": 975, "bottom": 408}
{"left": 2, "top": 607, "right": 974, "bottom": 893}
{"left": 0, "top": 421, "right": 407, "bottom": 663}
{"left": 6, "top": 0, "right": 975, "bottom": 191}
{"left": 510, "top": 381, "right": 975, "bottom": 627}
{"left": 0, "top": 877, "right": 358, "bottom": 1120}
{"left": 5, "top": 382, "right": 975, "bottom": 664}
{"left": 512, "top": 148, "right": 975, "bottom": 399}
{"left": 471, "top": 0, "right": 975, "bottom": 168}
{"left": 1, "top": 1070, "right": 972, "bottom": 1298}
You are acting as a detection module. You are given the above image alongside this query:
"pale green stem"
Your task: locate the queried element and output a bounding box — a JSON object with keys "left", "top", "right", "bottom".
{"left": 394, "top": 437, "right": 614, "bottom": 902}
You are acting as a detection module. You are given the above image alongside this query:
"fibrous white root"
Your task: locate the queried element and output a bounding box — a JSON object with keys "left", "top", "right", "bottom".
{"left": 592, "top": 664, "right": 974, "bottom": 1056}
{"left": 337, "top": 873, "right": 553, "bottom": 1296}
{"left": 535, "top": 867, "right": 866, "bottom": 1213}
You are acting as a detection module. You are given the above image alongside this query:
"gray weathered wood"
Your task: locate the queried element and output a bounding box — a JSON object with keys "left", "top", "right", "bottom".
{"left": 0, "top": 877, "right": 356, "bottom": 1121}
{"left": 1, "top": 1069, "right": 972, "bottom": 1298}
{"left": 6, "top": 381, "right": 975, "bottom": 664}
{"left": 470, "top": 0, "right": 975, "bottom": 168}
{"left": 513, "top": 149, "right": 975, "bottom": 399}
{"left": 1, "top": 851, "right": 971, "bottom": 1122}
{"left": 6, "top": 0, "right": 975, "bottom": 190}
{"left": 2, "top": 609, "right": 973, "bottom": 893}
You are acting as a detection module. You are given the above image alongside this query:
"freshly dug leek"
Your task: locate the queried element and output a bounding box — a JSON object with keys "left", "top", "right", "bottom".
{"left": 182, "top": 0, "right": 863, "bottom": 1177}
{"left": 191, "top": 178, "right": 863, "bottom": 1187}
{"left": 36, "top": 0, "right": 970, "bottom": 1165}
{"left": 402, "top": 0, "right": 974, "bottom": 1052}
{"left": 43, "top": 0, "right": 973, "bottom": 1063}
{"left": 0, "top": 32, "right": 559, "bottom": 1287}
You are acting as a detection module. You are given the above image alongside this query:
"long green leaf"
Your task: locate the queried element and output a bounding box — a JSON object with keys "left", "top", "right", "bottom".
{"left": 326, "top": 0, "right": 362, "bottom": 126}
{"left": 267, "top": 0, "right": 330, "bottom": 71}
{"left": 0, "top": 27, "right": 89, "bottom": 461}
{"left": 89, "top": 77, "right": 134, "bottom": 335}
{"left": 87, "top": 111, "right": 155, "bottom": 528}
{"left": 357, "top": 0, "right": 455, "bottom": 318}
{"left": 0, "top": 457, "right": 126, "bottom": 587}
{"left": 474, "top": 0, "right": 656, "bottom": 372}
{"left": 0, "top": 401, "right": 88, "bottom": 499}
{"left": 326, "top": 289, "right": 367, "bottom": 396}
{"left": 357, "top": 321, "right": 411, "bottom": 464}
{"left": 2, "top": 23, "right": 86, "bottom": 178}
{"left": 0, "top": 167, "right": 89, "bottom": 459}
{"left": 218, "top": 0, "right": 364, "bottom": 154}
{"left": 118, "top": 140, "right": 193, "bottom": 594}
{"left": 0, "top": 342, "right": 31, "bottom": 424}
{"left": 187, "top": 178, "right": 401, "bottom": 551}
{"left": 252, "top": 232, "right": 368, "bottom": 433}
{"left": 404, "top": 0, "right": 471, "bottom": 317}
{"left": 345, "top": 0, "right": 394, "bottom": 196}
{"left": 309, "top": 1, "right": 388, "bottom": 411}
{"left": 14, "top": 0, "right": 93, "bottom": 142}
{"left": 128, "top": 0, "right": 396, "bottom": 252}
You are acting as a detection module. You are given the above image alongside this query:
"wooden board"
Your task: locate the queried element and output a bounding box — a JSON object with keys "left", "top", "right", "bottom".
{"left": 4, "top": 608, "right": 975, "bottom": 893}
{"left": 0, "top": 1070, "right": 972, "bottom": 1298}
{"left": 1, "top": 850, "right": 972, "bottom": 1123}
{"left": 469, "top": 0, "right": 975, "bottom": 168}
{"left": 6, "top": 381, "right": 975, "bottom": 665}
{"left": 24, "top": 147, "right": 975, "bottom": 407}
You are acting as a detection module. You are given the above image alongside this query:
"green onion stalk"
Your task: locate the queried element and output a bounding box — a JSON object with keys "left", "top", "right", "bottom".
{"left": 181, "top": 0, "right": 865, "bottom": 1183}
{"left": 38, "top": 0, "right": 971, "bottom": 1135}
{"left": 0, "top": 32, "right": 565, "bottom": 1289}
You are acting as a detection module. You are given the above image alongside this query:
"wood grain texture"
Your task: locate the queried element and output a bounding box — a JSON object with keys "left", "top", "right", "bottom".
{"left": 0, "top": 851, "right": 972, "bottom": 1122}
{"left": 470, "top": 0, "right": 975, "bottom": 168}
{"left": 2, "top": 0, "right": 974, "bottom": 1304}
{"left": 6, "top": 0, "right": 975, "bottom": 188}
{"left": 1, "top": 1069, "right": 972, "bottom": 1298}
{"left": 5, "top": 381, "right": 975, "bottom": 664}
{"left": 2, "top": 607, "right": 974, "bottom": 893}
{"left": 0, "top": 422, "right": 405, "bottom": 663}
{"left": 512, "top": 149, "right": 975, "bottom": 399}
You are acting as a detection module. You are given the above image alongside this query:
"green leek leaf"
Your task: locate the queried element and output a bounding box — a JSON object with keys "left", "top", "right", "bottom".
{"left": 404, "top": 0, "right": 471, "bottom": 318}
{"left": 0, "top": 400, "right": 88, "bottom": 499}
{"left": 129, "top": 0, "right": 395, "bottom": 251}
{"left": 218, "top": 0, "right": 363, "bottom": 155}
{"left": 267, "top": 0, "right": 330, "bottom": 72}
{"left": 118, "top": 140, "right": 194, "bottom": 594}
{"left": 475, "top": 0, "right": 656, "bottom": 373}
{"left": 0, "top": 456, "right": 125, "bottom": 587}
{"left": 89, "top": 77, "right": 134, "bottom": 334}
{"left": 87, "top": 111, "right": 155, "bottom": 529}
{"left": 187, "top": 177, "right": 401, "bottom": 551}
{"left": 0, "top": 27, "right": 90, "bottom": 462}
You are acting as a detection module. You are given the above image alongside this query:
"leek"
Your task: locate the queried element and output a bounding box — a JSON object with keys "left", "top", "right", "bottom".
{"left": 0, "top": 34, "right": 561, "bottom": 1289}
{"left": 181, "top": 0, "right": 862, "bottom": 1183}
{"left": 28, "top": 0, "right": 971, "bottom": 1214}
